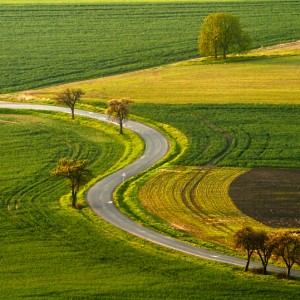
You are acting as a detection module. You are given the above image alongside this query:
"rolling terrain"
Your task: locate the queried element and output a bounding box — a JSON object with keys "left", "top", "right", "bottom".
{"left": 1, "top": 0, "right": 300, "bottom": 298}
{"left": 1, "top": 0, "right": 299, "bottom": 93}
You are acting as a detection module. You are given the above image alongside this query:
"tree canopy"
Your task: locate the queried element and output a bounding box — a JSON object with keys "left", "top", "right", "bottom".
{"left": 105, "top": 98, "right": 134, "bottom": 134}
{"left": 55, "top": 88, "right": 85, "bottom": 119}
{"left": 234, "top": 227, "right": 258, "bottom": 271}
{"left": 198, "top": 12, "right": 251, "bottom": 59}
{"left": 272, "top": 232, "right": 300, "bottom": 279}
{"left": 234, "top": 227, "right": 300, "bottom": 278}
{"left": 51, "top": 158, "right": 91, "bottom": 208}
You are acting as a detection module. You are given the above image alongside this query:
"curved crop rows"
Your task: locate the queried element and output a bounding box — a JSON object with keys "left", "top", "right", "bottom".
{"left": 138, "top": 166, "right": 267, "bottom": 247}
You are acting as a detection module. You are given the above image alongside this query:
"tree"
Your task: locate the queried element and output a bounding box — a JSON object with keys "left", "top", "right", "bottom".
{"left": 105, "top": 98, "right": 133, "bottom": 134}
{"left": 234, "top": 227, "right": 258, "bottom": 271}
{"left": 198, "top": 12, "right": 251, "bottom": 59}
{"left": 255, "top": 231, "right": 276, "bottom": 275}
{"left": 272, "top": 232, "right": 300, "bottom": 279}
{"left": 234, "top": 227, "right": 257, "bottom": 272}
{"left": 55, "top": 88, "right": 85, "bottom": 119}
{"left": 51, "top": 158, "right": 91, "bottom": 208}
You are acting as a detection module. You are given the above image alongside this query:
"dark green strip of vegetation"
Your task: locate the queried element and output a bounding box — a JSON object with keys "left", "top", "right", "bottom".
{"left": 1, "top": 1, "right": 299, "bottom": 93}
{"left": 131, "top": 104, "right": 300, "bottom": 168}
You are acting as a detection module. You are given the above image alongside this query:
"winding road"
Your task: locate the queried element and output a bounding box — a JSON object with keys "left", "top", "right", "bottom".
{"left": 1, "top": 103, "right": 299, "bottom": 277}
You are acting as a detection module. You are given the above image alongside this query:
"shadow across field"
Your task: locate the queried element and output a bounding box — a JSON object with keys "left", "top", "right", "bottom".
{"left": 229, "top": 168, "right": 300, "bottom": 228}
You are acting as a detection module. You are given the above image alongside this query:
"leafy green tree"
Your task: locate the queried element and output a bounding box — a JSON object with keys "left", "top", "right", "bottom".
{"left": 51, "top": 158, "right": 91, "bottom": 208}
{"left": 55, "top": 88, "right": 85, "bottom": 119}
{"left": 105, "top": 98, "right": 134, "bottom": 134}
{"left": 198, "top": 12, "right": 251, "bottom": 59}
{"left": 234, "top": 227, "right": 258, "bottom": 271}
{"left": 272, "top": 231, "right": 300, "bottom": 279}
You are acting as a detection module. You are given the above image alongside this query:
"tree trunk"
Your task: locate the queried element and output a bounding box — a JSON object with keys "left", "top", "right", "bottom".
{"left": 119, "top": 120, "right": 123, "bottom": 134}
{"left": 287, "top": 266, "right": 291, "bottom": 279}
{"left": 263, "top": 264, "right": 267, "bottom": 275}
{"left": 71, "top": 107, "right": 75, "bottom": 120}
{"left": 257, "top": 252, "right": 268, "bottom": 275}
{"left": 223, "top": 49, "right": 226, "bottom": 59}
{"left": 245, "top": 250, "right": 253, "bottom": 272}
{"left": 71, "top": 189, "right": 77, "bottom": 208}
{"left": 245, "top": 258, "right": 250, "bottom": 272}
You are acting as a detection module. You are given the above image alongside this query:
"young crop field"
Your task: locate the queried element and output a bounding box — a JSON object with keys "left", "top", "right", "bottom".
{"left": 132, "top": 104, "right": 300, "bottom": 168}
{"left": 21, "top": 52, "right": 300, "bottom": 105}
{"left": 1, "top": 0, "right": 299, "bottom": 93}
{"left": 114, "top": 103, "right": 300, "bottom": 252}
{"left": 3, "top": 110, "right": 300, "bottom": 299}
{"left": 138, "top": 166, "right": 262, "bottom": 245}
{"left": 0, "top": 109, "right": 141, "bottom": 209}
{"left": 1, "top": 0, "right": 300, "bottom": 296}
{"left": 138, "top": 165, "right": 300, "bottom": 248}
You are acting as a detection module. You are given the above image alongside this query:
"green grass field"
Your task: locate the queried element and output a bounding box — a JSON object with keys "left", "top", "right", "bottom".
{"left": 16, "top": 45, "right": 300, "bottom": 105}
{"left": 1, "top": 0, "right": 300, "bottom": 297}
{"left": 1, "top": 0, "right": 299, "bottom": 93}
{"left": 0, "top": 109, "right": 142, "bottom": 207}
{"left": 3, "top": 110, "right": 300, "bottom": 299}
{"left": 115, "top": 104, "right": 300, "bottom": 252}
{"left": 131, "top": 104, "right": 300, "bottom": 168}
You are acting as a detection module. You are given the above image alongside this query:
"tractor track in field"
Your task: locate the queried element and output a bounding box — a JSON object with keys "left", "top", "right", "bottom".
{"left": 1, "top": 103, "right": 300, "bottom": 278}
{"left": 182, "top": 121, "right": 233, "bottom": 216}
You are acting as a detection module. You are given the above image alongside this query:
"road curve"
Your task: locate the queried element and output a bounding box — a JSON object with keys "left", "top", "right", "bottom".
{"left": 1, "top": 103, "right": 299, "bottom": 277}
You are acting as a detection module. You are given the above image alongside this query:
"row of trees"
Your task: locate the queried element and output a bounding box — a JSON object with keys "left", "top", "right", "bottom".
{"left": 55, "top": 88, "right": 133, "bottom": 134}
{"left": 234, "top": 227, "right": 300, "bottom": 279}
{"left": 53, "top": 88, "right": 134, "bottom": 208}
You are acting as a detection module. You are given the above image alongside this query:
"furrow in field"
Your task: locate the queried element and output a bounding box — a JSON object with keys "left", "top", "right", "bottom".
{"left": 139, "top": 167, "right": 266, "bottom": 246}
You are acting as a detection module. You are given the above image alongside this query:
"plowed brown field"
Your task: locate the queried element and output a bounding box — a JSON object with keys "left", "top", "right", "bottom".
{"left": 229, "top": 168, "right": 300, "bottom": 228}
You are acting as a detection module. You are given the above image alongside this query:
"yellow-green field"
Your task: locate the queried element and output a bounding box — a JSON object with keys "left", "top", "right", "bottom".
{"left": 1, "top": 1, "right": 300, "bottom": 297}
{"left": 138, "top": 167, "right": 258, "bottom": 245}
{"left": 137, "top": 165, "right": 300, "bottom": 250}
{"left": 12, "top": 42, "right": 300, "bottom": 105}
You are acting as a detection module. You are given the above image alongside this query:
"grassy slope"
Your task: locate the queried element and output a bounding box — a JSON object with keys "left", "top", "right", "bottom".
{"left": 114, "top": 104, "right": 300, "bottom": 251}
{"left": 0, "top": 109, "right": 142, "bottom": 206}
{"left": 3, "top": 110, "right": 300, "bottom": 299}
{"left": 130, "top": 104, "right": 300, "bottom": 168}
{"left": 17, "top": 46, "right": 300, "bottom": 105}
{"left": 1, "top": 1, "right": 299, "bottom": 297}
{"left": 138, "top": 167, "right": 261, "bottom": 242}
{"left": 1, "top": 1, "right": 299, "bottom": 93}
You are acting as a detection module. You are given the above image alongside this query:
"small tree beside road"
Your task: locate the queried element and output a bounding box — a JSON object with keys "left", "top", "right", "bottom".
{"left": 272, "top": 232, "right": 300, "bottom": 279}
{"left": 234, "top": 227, "right": 300, "bottom": 278}
{"left": 51, "top": 158, "right": 91, "bottom": 208}
{"left": 198, "top": 12, "right": 251, "bottom": 59}
{"left": 255, "top": 230, "right": 276, "bottom": 275}
{"left": 234, "top": 227, "right": 258, "bottom": 272}
{"left": 55, "top": 88, "right": 85, "bottom": 119}
{"left": 105, "top": 98, "right": 133, "bottom": 134}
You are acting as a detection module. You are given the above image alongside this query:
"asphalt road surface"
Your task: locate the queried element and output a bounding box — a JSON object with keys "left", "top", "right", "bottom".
{"left": 1, "top": 103, "right": 299, "bottom": 277}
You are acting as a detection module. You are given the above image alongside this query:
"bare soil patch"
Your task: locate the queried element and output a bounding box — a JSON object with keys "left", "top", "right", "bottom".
{"left": 229, "top": 168, "right": 300, "bottom": 228}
